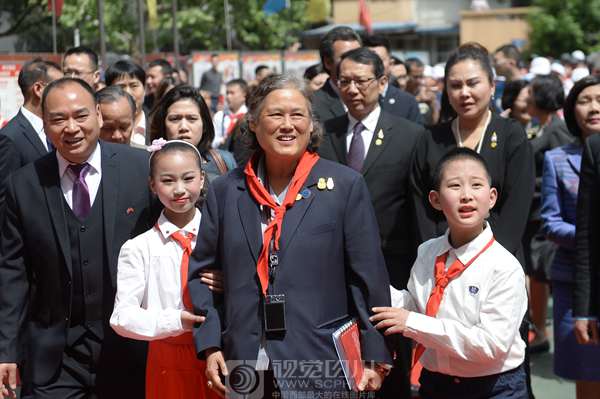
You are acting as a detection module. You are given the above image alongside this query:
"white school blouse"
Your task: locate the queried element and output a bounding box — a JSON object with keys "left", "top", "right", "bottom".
{"left": 110, "top": 209, "right": 201, "bottom": 341}
{"left": 390, "top": 225, "right": 527, "bottom": 377}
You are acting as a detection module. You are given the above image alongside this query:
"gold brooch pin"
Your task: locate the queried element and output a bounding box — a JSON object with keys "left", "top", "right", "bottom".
{"left": 377, "top": 129, "right": 384, "bottom": 139}
{"left": 296, "top": 193, "right": 302, "bottom": 201}
{"left": 326, "top": 177, "right": 335, "bottom": 190}
{"left": 317, "top": 178, "right": 327, "bottom": 190}
{"left": 490, "top": 132, "right": 498, "bottom": 149}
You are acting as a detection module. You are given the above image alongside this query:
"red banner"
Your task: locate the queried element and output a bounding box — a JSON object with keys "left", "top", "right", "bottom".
{"left": 48, "top": 0, "right": 64, "bottom": 17}
{"left": 358, "top": 0, "right": 372, "bottom": 34}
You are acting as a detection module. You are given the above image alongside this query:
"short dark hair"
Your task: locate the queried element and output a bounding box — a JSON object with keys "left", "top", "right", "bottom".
{"left": 319, "top": 26, "right": 362, "bottom": 74}
{"left": 255, "top": 65, "right": 270, "bottom": 76}
{"left": 226, "top": 78, "right": 249, "bottom": 96}
{"left": 63, "top": 46, "right": 99, "bottom": 70}
{"left": 501, "top": 79, "right": 529, "bottom": 111}
{"left": 303, "top": 64, "right": 324, "bottom": 81}
{"left": 363, "top": 35, "right": 390, "bottom": 53}
{"left": 432, "top": 147, "right": 492, "bottom": 191}
{"left": 405, "top": 57, "right": 424, "bottom": 74}
{"left": 244, "top": 74, "right": 322, "bottom": 154}
{"left": 530, "top": 74, "right": 564, "bottom": 112}
{"left": 41, "top": 77, "right": 96, "bottom": 115}
{"left": 17, "top": 58, "right": 61, "bottom": 101}
{"left": 150, "top": 85, "right": 214, "bottom": 154}
{"left": 494, "top": 44, "right": 521, "bottom": 63}
{"left": 95, "top": 85, "right": 136, "bottom": 119}
{"left": 391, "top": 56, "right": 404, "bottom": 66}
{"left": 564, "top": 75, "right": 600, "bottom": 138}
{"left": 105, "top": 60, "right": 146, "bottom": 86}
{"left": 440, "top": 42, "right": 495, "bottom": 122}
{"left": 148, "top": 59, "right": 173, "bottom": 76}
{"left": 337, "top": 47, "right": 385, "bottom": 79}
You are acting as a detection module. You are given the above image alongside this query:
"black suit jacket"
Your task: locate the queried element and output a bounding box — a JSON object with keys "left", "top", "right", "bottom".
{"left": 319, "top": 110, "right": 424, "bottom": 288}
{"left": 575, "top": 134, "right": 600, "bottom": 318}
{"left": 0, "top": 141, "right": 155, "bottom": 394}
{"left": 312, "top": 79, "right": 346, "bottom": 124}
{"left": 380, "top": 84, "right": 423, "bottom": 125}
{"left": 0, "top": 135, "right": 19, "bottom": 224}
{"left": 410, "top": 113, "right": 535, "bottom": 263}
{"left": 0, "top": 110, "right": 48, "bottom": 167}
{"left": 189, "top": 159, "right": 392, "bottom": 392}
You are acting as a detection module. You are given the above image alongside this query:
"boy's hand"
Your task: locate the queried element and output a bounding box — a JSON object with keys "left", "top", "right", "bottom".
{"left": 370, "top": 307, "right": 410, "bottom": 335}
{"left": 181, "top": 310, "right": 205, "bottom": 330}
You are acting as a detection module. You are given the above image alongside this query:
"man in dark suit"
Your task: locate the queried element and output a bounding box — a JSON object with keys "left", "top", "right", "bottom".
{"left": 318, "top": 47, "right": 424, "bottom": 399}
{"left": 0, "top": 78, "right": 154, "bottom": 398}
{"left": 312, "top": 26, "right": 361, "bottom": 124}
{"left": 363, "top": 35, "right": 423, "bottom": 124}
{"left": 0, "top": 58, "right": 63, "bottom": 167}
{"left": 575, "top": 133, "right": 600, "bottom": 344}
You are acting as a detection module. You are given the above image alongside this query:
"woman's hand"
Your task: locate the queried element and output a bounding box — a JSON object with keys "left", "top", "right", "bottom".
{"left": 200, "top": 269, "right": 224, "bottom": 293}
{"left": 370, "top": 307, "right": 410, "bottom": 335}
{"left": 575, "top": 319, "right": 599, "bottom": 345}
{"left": 357, "top": 365, "right": 384, "bottom": 391}
{"left": 205, "top": 348, "right": 228, "bottom": 397}
{"left": 180, "top": 310, "right": 205, "bottom": 330}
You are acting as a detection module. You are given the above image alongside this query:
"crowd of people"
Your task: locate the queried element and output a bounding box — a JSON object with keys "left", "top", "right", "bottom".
{"left": 1, "top": 24, "right": 600, "bottom": 399}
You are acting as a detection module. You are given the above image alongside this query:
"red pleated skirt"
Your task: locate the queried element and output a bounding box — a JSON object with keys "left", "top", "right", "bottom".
{"left": 146, "top": 332, "right": 220, "bottom": 399}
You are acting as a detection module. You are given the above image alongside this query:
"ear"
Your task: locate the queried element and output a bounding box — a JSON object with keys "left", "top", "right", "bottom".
{"left": 489, "top": 186, "right": 498, "bottom": 210}
{"left": 92, "top": 70, "right": 100, "bottom": 85}
{"left": 248, "top": 118, "right": 256, "bottom": 133}
{"left": 378, "top": 75, "right": 388, "bottom": 95}
{"left": 95, "top": 104, "right": 103, "bottom": 129}
{"left": 428, "top": 190, "right": 443, "bottom": 211}
{"left": 32, "top": 81, "right": 45, "bottom": 100}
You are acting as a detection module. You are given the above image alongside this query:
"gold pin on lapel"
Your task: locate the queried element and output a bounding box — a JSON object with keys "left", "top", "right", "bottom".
{"left": 377, "top": 129, "right": 384, "bottom": 139}
{"left": 326, "top": 177, "right": 335, "bottom": 190}
{"left": 317, "top": 178, "right": 327, "bottom": 190}
{"left": 296, "top": 193, "right": 303, "bottom": 201}
{"left": 375, "top": 139, "right": 383, "bottom": 146}
{"left": 490, "top": 132, "right": 498, "bottom": 149}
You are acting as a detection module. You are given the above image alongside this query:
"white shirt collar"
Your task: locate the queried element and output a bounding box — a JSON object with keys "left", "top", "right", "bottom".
{"left": 56, "top": 142, "right": 102, "bottom": 179}
{"left": 156, "top": 208, "right": 201, "bottom": 239}
{"left": 438, "top": 223, "right": 494, "bottom": 265}
{"left": 381, "top": 82, "right": 389, "bottom": 97}
{"left": 347, "top": 105, "right": 381, "bottom": 134}
{"left": 227, "top": 104, "right": 248, "bottom": 116}
{"left": 20, "top": 105, "right": 44, "bottom": 136}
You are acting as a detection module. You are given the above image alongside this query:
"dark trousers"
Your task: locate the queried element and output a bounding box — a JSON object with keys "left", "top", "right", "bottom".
{"left": 377, "top": 336, "right": 411, "bottom": 399}
{"left": 419, "top": 365, "right": 527, "bottom": 399}
{"left": 22, "top": 325, "right": 102, "bottom": 399}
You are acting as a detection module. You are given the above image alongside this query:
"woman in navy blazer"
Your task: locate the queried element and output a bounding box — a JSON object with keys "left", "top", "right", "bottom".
{"left": 188, "top": 74, "right": 392, "bottom": 397}
{"left": 541, "top": 75, "right": 600, "bottom": 396}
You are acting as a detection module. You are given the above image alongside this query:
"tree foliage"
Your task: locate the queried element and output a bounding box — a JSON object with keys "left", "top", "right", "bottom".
{"left": 2, "top": 0, "right": 308, "bottom": 54}
{"left": 528, "top": 0, "right": 600, "bottom": 56}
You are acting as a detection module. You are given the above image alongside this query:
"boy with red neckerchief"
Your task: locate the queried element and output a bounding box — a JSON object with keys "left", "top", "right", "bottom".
{"left": 371, "top": 147, "right": 528, "bottom": 399}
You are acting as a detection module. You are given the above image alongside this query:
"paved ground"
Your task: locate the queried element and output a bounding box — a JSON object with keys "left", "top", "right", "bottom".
{"left": 530, "top": 300, "right": 576, "bottom": 399}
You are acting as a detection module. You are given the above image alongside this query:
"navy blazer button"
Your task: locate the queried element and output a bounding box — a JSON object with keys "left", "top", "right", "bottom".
{"left": 83, "top": 260, "right": 89, "bottom": 266}
{"left": 80, "top": 226, "right": 86, "bottom": 232}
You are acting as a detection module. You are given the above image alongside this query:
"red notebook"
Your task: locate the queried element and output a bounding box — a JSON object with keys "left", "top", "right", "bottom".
{"left": 332, "top": 319, "right": 364, "bottom": 391}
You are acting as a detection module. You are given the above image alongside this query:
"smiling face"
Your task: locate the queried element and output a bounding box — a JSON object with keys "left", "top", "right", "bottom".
{"left": 429, "top": 158, "right": 497, "bottom": 246}
{"left": 165, "top": 99, "right": 203, "bottom": 147}
{"left": 446, "top": 60, "right": 494, "bottom": 122}
{"left": 249, "top": 88, "right": 313, "bottom": 164}
{"left": 150, "top": 149, "right": 203, "bottom": 226}
{"left": 43, "top": 81, "right": 102, "bottom": 164}
{"left": 575, "top": 84, "right": 600, "bottom": 139}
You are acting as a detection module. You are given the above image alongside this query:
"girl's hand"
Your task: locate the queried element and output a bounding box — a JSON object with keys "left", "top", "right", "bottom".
{"left": 370, "top": 307, "right": 410, "bottom": 335}
{"left": 200, "top": 269, "right": 224, "bottom": 293}
{"left": 181, "top": 310, "right": 205, "bottom": 330}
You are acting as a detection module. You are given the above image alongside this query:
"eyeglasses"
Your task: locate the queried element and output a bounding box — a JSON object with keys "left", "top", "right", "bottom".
{"left": 337, "top": 77, "right": 378, "bottom": 91}
{"left": 64, "top": 69, "right": 95, "bottom": 77}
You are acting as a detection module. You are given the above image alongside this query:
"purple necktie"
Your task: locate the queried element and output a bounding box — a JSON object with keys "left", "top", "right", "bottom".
{"left": 347, "top": 122, "right": 365, "bottom": 172}
{"left": 69, "top": 163, "right": 91, "bottom": 219}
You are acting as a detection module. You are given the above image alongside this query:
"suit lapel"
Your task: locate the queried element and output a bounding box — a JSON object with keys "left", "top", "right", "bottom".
{"left": 277, "top": 169, "right": 318, "bottom": 256}
{"left": 41, "top": 156, "right": 72, "bottom": 276}
{"left": 101, "top": 143, "right": 119, "bottom": 280}
{"left": 362, "top": 112, "right": 391, "bottom": 176}
{"left": 329, "top": 115, "right": 349, "bottom": 164}
{"left": 237, "top": 179, "right": 262, "bottom": 263}
{"left": 17, "top": 112, "right": 47, "bottom": 157}
{"left": 567, "top": 149, "right": 582, "bottom": 175}
{"left": 324, "top": 80, "right": 346, "bottom": 118}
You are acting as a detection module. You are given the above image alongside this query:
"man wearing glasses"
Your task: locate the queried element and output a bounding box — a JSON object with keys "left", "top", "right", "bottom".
{"left": 318, "top": 47, "right": 424, "bottom": 399}
{"left": 63, "top": 46, "right": 100, "bottom": 91}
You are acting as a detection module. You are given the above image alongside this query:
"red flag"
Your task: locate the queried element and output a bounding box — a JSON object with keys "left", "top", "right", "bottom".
{"left": 359, "top": 0, "right": 372, "bottom": 34}
{"left": 48, "top": 0, "right": 64, "bottom": 17}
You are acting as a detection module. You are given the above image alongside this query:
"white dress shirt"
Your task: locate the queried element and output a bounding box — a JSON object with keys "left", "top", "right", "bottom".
{"left": 346, "top": 106, "right": 381, "bottom": 159}
{"left": 212, "top": 104, "right": 248, "bottom": 148}
{"left": 56, "top": 143, "right": 102, "bottom": 209}
{"left": 390, "top": 225, "right": 527, "bottom": 377}
{"left": 110, "top": 209, "right": 201, "bottom": 341}
{"left": 130, "top": 110, "right": 147, "bottom": 148}
{"left": 20, "top": 106, "right": 49, "bottom": 151}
